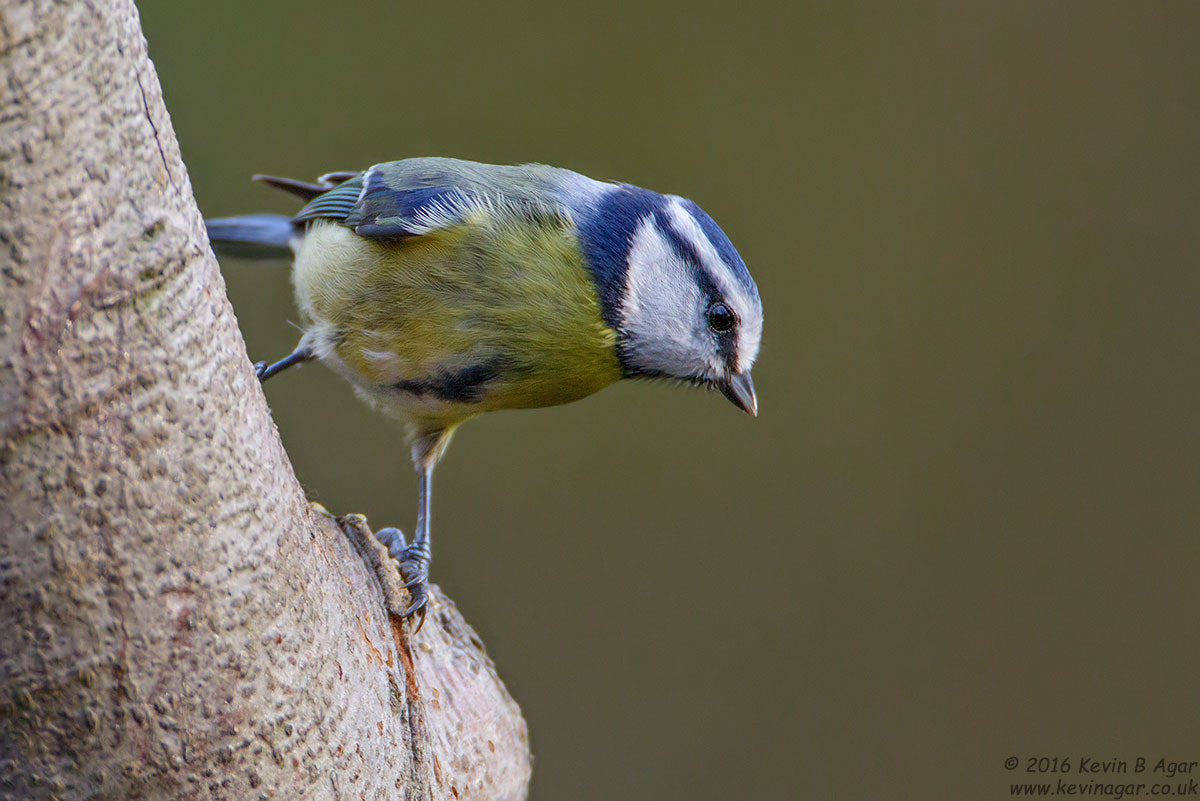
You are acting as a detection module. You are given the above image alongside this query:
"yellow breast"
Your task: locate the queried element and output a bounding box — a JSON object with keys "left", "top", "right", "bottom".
{"left": 291, "top": 215, "right": 622, "bottom": 434}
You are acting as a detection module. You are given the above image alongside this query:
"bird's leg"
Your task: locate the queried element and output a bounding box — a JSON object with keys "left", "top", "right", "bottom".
{"left": 377, "top": 465, "right": 434, "bottom": 627}
{"left": 375, "top": 430, "right": 453, "bottom": 631}
{"left": 254, "top": 343, "right": 313, "bottom": 382}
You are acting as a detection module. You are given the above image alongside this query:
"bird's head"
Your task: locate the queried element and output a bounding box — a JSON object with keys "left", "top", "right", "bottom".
{"left": 575, "top": 185, "right": 762, "bottom": 415}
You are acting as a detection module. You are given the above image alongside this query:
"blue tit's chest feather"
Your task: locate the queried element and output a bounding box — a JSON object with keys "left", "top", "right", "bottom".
{"left": 292, "top": 214, "right": 622, "bottom": 433}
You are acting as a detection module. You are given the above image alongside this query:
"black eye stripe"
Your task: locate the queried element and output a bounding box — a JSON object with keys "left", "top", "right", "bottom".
{"left": 654, "top": 209, "right": 726, "bottom": 300}
{"left": 710, "top": 302, "right": 739, "bottom": 372}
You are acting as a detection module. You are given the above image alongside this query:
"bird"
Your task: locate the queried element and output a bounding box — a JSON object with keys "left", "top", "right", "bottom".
{"left": 205, "top": 158, "right": 763, "bottom": 628}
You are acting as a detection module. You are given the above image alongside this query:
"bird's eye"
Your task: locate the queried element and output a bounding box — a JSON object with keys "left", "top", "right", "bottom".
{"left": 707, "top": 302, "right": 736, "bottom": 333}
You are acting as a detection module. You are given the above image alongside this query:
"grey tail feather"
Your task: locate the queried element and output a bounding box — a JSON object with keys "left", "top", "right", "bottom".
{"left": 205, "top": 214, "right": 296, "bottom": 260}
{"left": 254, "top": 171, "right": 359, "bottom": 200}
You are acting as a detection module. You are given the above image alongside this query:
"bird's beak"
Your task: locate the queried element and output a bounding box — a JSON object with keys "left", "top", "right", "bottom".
{"left": 719, "top": 371, "right": 758, "bottom": 417}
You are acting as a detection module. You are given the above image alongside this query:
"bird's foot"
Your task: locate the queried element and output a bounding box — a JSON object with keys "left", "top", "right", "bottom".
{"left": 375, "top": 527, "right": 431, "bottom": 630}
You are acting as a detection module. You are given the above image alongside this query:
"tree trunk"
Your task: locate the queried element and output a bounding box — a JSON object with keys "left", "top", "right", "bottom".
{"left": 0, "top": 3, "right": 530, "bottom": 799}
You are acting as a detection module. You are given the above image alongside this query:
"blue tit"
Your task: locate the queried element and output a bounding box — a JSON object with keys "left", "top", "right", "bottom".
{"left": 206, "top": 158, "right": 763, "bottom": 626}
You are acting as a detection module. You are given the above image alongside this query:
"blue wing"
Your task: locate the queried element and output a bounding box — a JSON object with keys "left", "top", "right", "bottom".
{"left": 291, "top": 159, "right": 568, "bottom": 241}
{"left": 292, "top": 173, "right": 366, "bottom": 225}
{"left": 292, "top": 165, "right": 480, "bottom": 240}
{"left": 210, "top": 159, "right": 578, "bottom": 260}
{"left": 344, "top": 175, "right": 476, "bottom": 239}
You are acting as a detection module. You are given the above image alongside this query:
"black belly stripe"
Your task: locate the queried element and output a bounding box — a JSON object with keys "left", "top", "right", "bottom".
{"left": 393, "top": 359, "right": 504, "bottom": 404}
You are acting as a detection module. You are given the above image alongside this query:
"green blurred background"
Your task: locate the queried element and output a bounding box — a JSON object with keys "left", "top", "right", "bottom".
{"left": 141, "top": 2, "right": 1199, "bottom": 798}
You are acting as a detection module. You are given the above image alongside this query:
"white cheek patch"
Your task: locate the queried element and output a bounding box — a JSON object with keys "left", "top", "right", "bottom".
{"left": 621, "top": 216, "right": 709, "bottom": 377}
{"left": 663, "top": 198, "right": 762, "bottom": 373}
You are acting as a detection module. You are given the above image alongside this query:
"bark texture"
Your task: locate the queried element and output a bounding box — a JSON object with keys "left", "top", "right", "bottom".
{"left": 0, "top": 2, "right": 531, "bottom": 799}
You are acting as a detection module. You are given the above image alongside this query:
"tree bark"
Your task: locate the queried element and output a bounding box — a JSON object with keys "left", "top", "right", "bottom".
{"left": 0, "top": 3, "right": 531, "bottom": 800}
